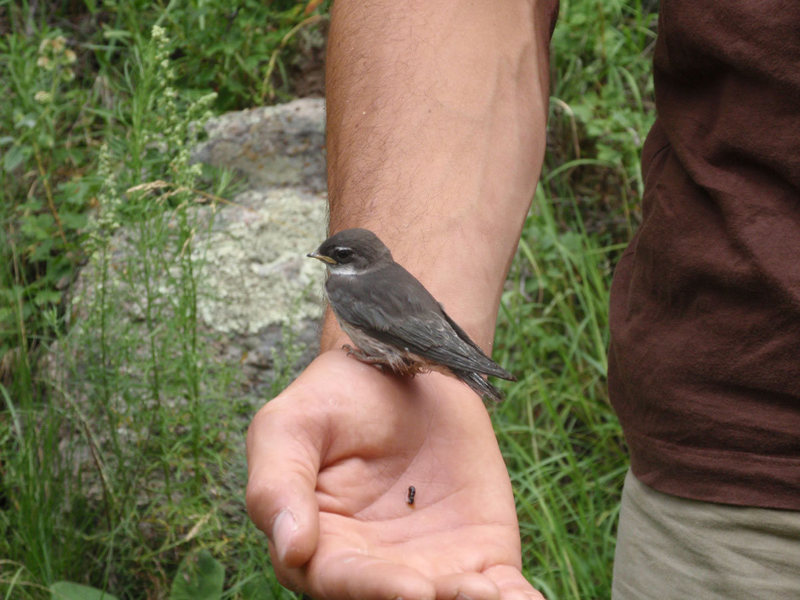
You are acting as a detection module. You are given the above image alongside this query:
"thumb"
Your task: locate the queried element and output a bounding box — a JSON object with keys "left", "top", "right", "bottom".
{"left": 246, "top": 396, "right": 322, "bottom": 567}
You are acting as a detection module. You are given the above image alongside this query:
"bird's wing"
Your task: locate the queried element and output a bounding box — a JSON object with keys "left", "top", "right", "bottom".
{"left": 327, "top": 264, "right": 514, "bottom": 380}
{"left": 438, "top": 307, "right": 515, "bottom": 380}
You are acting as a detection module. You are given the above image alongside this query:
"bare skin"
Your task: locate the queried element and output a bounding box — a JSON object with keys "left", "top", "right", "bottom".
{"left": 246, "top": 1, "right": 555, "bottom": 598}
{"left": 247, "top": 353, "right": 541, "bottom": 600}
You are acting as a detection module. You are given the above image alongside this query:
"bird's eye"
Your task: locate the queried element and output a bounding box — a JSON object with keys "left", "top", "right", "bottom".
{"left": 332, "top": 247, "right": 354, "bottom": 262}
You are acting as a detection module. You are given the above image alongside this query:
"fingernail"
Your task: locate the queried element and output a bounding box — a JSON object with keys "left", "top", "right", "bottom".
{"left": 272, "top": 509, "right": 298, "bottom": 564}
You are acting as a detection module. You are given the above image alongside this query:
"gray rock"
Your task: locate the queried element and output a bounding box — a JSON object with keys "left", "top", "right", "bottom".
{"left": 194, "top": 186, "right": 328, "bottom": 392}
{"left": 190, "top": 98, "right": 330, "bottom": 391}
{"left": 67, "top": 99, "right": 330, "bottom": 399}
{"left": 193, "top": 98, "right": 326, "bottom": 193}
{"left": 196, "top": 187, "right": 326, "bottom": 336}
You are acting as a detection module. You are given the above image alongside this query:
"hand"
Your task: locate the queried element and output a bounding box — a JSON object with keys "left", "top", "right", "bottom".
{"left": 246, "top": 349, "right": 544, "bottom": 600}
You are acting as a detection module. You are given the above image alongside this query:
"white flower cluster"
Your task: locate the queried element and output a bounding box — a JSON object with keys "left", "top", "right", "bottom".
{"left": 146, "top": 25, "right": 217, "bottom": 190}
{"left": 87, "top": 143, "right": 122, "bottom": 250}
{"left": 35, "top": 34, "right": 77, "bottom": 98}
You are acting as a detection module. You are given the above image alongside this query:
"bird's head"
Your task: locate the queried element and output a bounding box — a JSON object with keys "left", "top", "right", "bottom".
{"left": 307, "top": 228, "right": 394, "bottom": 274}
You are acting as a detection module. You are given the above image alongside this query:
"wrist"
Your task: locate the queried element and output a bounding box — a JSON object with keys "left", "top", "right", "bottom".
{"left": 319, "top": 308, "right": 349, "bottom": 352}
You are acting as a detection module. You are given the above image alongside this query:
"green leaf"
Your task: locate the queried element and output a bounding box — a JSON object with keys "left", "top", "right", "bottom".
{"left": 60, "top": 210, "right": 89, "bottom": 230}
{"left": 3, "top": 144, "right": 30, "bottom": 172}
{"left": 50, "top": 581, "right": 120, "bottom": 600}
{"left": 170, "top": 549, "right": 225, "bottom": 600}
{"left": 58, "top": 177, "right": 96, "bottom": 207}
{"left": 34, "top": 289, "right": 62, "bottom": 306}
{"left": 29, "top": 236, "right": 55, "bottom": 261}
{"left": 102, "top": 28, "right": 134, "bottom": 40}
{"left": 240, "top": 574, "right": 273, "bottom": 600}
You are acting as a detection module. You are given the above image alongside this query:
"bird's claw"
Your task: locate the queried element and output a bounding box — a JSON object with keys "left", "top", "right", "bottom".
{"left": 341, "top": 343, "right": 391, "bottom": 372}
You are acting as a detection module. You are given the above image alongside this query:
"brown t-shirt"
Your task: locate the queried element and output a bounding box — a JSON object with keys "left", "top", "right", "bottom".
{"left": 608, "top": 1, "right": 800, "bottom": 510}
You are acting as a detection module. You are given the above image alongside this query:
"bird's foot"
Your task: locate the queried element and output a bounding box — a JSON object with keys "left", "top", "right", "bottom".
{"left": 341, "top": 344, "right": 388, "bottom": 370}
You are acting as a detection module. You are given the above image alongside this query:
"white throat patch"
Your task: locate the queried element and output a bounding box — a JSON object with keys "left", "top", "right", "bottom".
{"left": 329, "top": 264, "right": 359, "bottom": 276}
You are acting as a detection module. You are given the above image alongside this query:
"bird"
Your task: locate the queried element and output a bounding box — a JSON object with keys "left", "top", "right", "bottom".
{"left": 307, "top": 228, "right": 515, "bottom": 402}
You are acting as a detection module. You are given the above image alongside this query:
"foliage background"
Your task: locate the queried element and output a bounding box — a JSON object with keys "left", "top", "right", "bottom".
{"left": 0, "top": 0, "right": 656, "bottom": 598}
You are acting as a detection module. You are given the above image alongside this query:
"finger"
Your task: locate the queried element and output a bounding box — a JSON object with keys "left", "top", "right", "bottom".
{"left": 246, "top": 396, "right": 323, "bottom": 567}
{"left": 434, "top": 572, "right": 500, "bottom": 600}
{"left": 483, "top": 565, "right": 546, "bottom": 600}
{"left": 305, "top": 551, "right": 436, "bottom": 600}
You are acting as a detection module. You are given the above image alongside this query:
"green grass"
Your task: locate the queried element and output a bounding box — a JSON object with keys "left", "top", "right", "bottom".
{"left": 494, "top": 191, "right": 630, "bottom": 599}
{"left": 491, "top": 3, "right": 656, "bottom": 597}
{"left": 0, "top": 1, "right": 655, "bottom": 598}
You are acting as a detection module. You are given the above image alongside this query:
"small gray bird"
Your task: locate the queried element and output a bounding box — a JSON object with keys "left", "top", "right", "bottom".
{"left": 307, "top": 228, "right": 515, "bottom": 401}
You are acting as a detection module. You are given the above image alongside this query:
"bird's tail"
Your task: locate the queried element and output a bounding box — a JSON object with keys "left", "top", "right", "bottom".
{"left": 453, "top": 369, "right": 506, "bottom": 403}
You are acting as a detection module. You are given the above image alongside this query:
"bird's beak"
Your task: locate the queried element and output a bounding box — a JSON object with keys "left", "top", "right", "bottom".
{"left": 307, "top": 251, "right": 336, "bottom": 265}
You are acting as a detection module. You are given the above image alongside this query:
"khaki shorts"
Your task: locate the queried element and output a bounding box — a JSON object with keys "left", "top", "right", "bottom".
{"left": 612, "top": 470, "right": 800, "bottom": 599}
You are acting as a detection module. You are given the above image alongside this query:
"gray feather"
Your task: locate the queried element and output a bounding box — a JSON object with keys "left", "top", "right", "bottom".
{"left": 451, "top": 369, "right": 506, "bottom": 403}
{"left": 326, "top": 262, "right": 514, "bottom": 381}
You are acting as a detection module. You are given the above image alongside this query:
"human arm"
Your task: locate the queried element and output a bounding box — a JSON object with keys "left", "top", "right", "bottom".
{"left": 322, "top": 0, "right": 554, "bottom": 350}
{"left": 246, "top": 2, "right": 556, "bottom": 599}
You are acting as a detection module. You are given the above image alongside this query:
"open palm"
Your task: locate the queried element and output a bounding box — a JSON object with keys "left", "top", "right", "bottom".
{"left": 247, "top": 350, "right": 544, "bottom": 600}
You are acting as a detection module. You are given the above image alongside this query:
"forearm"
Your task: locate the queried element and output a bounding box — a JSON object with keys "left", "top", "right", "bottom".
{"left": 322, "top": 0, "right": 555, "bottom": 351}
